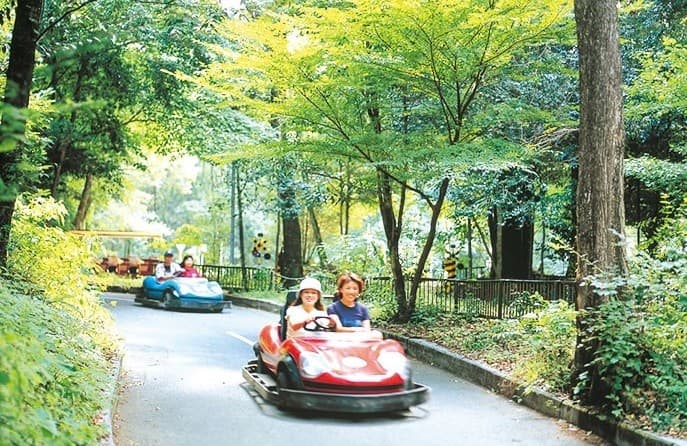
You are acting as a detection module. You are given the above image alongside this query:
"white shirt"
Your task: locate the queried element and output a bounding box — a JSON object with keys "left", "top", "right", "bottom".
{"left": 285, "top": 305, "right": 328, "bottom": 338}
{"left": 155, "top": 261, "right": 182, "bottom": 280}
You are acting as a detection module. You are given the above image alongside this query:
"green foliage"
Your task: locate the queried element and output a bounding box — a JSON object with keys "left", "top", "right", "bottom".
{"left": 576, "top": 300, "right": 656, "bottom": 422}
{"left": 207, "top": 0, "right": 578, "bottom": 298}
{"left": 173, "top": 223, "right": 203, "bottom": 247}
{"left": 644, "top": 194, "right": 687, "bottom": 259}
{"left": 360, "top": 281, "right": 398, "bottom": 322}
{"left": 508, "top": 291, "right": 548, "bottom": 315}
{"left": 451, "top": 164, "right": 544, "bottom": 225}
{"left": 1, "top": 194, "right": 117, "bottom": 445}
{"left": 8, "top": 195, "right": 96, "bottom": 301}
{"left": 408, "top": 303, "right": 446, "bottom": 326}
{"left": 0, "top": 287, "right": 111, "bottom": 445}
{"left": 324, "top": 234, "right": 388, "bottom": 276}
{"left": 576, "top": 197, "right": 687, "bottom": 432}
{"left": 626, "top": 158, "right": 687, "bottom": 203}
{"left": 512, "top": 301, "right": 576, "bottom": 393}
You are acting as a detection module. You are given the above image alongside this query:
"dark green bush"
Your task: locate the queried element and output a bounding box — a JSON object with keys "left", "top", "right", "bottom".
{"left": 577, "top": 294, "right": 687, "bottom": 431}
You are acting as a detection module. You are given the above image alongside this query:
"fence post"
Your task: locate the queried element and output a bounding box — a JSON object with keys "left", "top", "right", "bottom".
{"left": 497, "top": 281, "right": 504, "bottom": 319}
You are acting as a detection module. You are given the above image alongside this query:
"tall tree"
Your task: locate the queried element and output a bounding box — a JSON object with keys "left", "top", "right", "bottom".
{"left": 0, "top": 0, "right": 44, "bottom": 266}
{"left": 276, "top": 160, "right": 304, "bottom": 288}
{"left": 38, "top": 0, "right": 229, "bottom": 226}
{"left": 573, "top": 0, "right": 628, "bottom": 405}
{"left": 210, "top": 0, "right": 573, "bottom": 320}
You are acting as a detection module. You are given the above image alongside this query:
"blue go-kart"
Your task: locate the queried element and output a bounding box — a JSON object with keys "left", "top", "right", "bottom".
{"left": 135, "top": 276, "right": 226, "bottom": 313}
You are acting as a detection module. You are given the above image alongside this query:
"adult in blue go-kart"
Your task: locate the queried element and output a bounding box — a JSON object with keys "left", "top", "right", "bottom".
{"left": 134, "top": 251, "right": 225, "bottom": 313}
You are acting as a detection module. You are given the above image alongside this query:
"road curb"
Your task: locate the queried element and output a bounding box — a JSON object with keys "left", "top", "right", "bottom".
{"left": 101, "top": 351, "right": 124, "bottom": 446}
{"left": 385, "top": 334, "right": 686, "bottom": 446}
{"left": 228, "top": 294, "right": 686, "bottom": 446}
{"left": 227, "top": 294, "right": 282, "bottom": 313}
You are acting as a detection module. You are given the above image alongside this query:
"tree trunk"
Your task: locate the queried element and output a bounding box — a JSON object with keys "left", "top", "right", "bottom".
{"left": 236, "top": 164, "right": 248, "bottom": 289}
{"left": 50, "top": 57, "right": 88, "bottom": 197}
{"left": 0, "top": 0, "right": 44, "bottom": 267}
{"left": 300, "top": 213, "right": 309, "bottom": 262}
{"left": 73, "top": 173, "right": 94, "bottom": 230}
{"left": 376, "top": 168, "right": 408, "bottom": 320}
{"left": 274, "top": 212, "right": 281, "bottom": 288}
{"left": 229, "top": 162, "right": 237, "bottom": 264}
{"left": 407, "top": 178, "right": 450, "bottom": 315}
{"left": 279, "top": 182, "right": 303, "bottom": 289}
{"left": 337, "top": 159, "right": 353, "bottom": 236}
{"left": 467, "top": 217, "right": 474, "bottom": 279}
{"left": 488, "top": 209, "right": 503, "bottom": 278}
{"left": 280, "top": 214, "right": 303, "bottom": 289}
{"left": 2, "top": 0, "right": 42, "bottom": 109}
{"left": 488, "top": 208, "right": 534, "bottom": 279}
{"left": 308, "top": 207, "right": 328, "bottom": 268}
{"left": 573, "top": 0, "right": 628, "bottom": 406}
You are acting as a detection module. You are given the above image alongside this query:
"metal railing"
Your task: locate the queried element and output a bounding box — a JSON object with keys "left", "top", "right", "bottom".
{"left": 366, "top": 276, "right": 577, "bottom": 318}
{"left": 199, "top": 264, "right": 274, "bottom": 290}
{"left": 199, "top": 264, "right": 577, "bottom": 319}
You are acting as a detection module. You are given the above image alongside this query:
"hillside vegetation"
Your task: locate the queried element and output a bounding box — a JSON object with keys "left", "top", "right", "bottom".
{"left": 0, "top": 196, "right": 118, "bottom": 445}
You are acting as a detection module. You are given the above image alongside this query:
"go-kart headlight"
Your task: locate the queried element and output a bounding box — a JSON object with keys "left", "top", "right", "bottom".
{"left": 377, "top": 351, "right": 409, "bottom": 377}
{"left": 299, "top": 353, "right": 330, "bottom": 378}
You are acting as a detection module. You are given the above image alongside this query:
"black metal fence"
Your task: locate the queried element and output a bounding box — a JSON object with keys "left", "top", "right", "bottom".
{"left": 199, "top": 264, "right": 577, "bottom": 319}
{"left": 366, "top": 277, "right": 577, "bottom": 318}
{"left": 199, "top": 264, "right": 274, "bottom": 291}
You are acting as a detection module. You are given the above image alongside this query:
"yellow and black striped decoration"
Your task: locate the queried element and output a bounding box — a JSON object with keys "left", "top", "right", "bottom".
{"left": 443, "top": 255, "right": 457, "bottom": 279}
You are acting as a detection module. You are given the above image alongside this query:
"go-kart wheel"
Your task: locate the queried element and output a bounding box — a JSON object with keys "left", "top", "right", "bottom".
{"left": 161, "top": 289, "right": 174, "bottom": 310}
{"left": 277, "top": 369, "right": 292, "bottom": 390}
{"left": 252, "top": 342, "right": 268, "bottom": 374}
{"left": 275, "top": 370, "right": 292, "bottom": 410}
{"left": 276, "top": 362, "right": 302, "bottom": 392}
{"left": 256, "top": 355, "right": 268, "bottom": 374}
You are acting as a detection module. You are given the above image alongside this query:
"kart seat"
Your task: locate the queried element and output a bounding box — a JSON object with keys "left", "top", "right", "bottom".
{"left": 279, "top": 290, "right": 298, "bottom": 340}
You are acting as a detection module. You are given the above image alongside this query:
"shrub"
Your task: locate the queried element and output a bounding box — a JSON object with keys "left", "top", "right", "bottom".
{"left": 363, "top": 281, "right": 398, "bottom": 322}
{"left": 0, "top": 285, "right": 113, "bottom": 445}
{"left": 1, "top": 194, "right": 117, "bottom": 445}
{"left": 575, "top": 196, "right": 687, "bottom": 432}
{"left": 513, "top": 301, "right": 577, "bottom": 393}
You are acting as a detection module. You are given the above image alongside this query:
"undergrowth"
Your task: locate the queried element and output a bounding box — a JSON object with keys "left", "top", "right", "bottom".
{"left": 0, "top": 195, "right": 118, "bottom": 445}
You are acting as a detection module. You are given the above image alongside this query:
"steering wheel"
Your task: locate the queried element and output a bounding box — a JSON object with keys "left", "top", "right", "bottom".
{"left": 303, "top": 316, "right": 334, "bottom": 332}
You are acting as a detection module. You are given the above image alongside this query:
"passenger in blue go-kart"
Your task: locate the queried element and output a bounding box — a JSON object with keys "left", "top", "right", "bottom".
{"left": 155, "top": 250, "right": 183, "bottom": 281}
{"left": 178, "top": 255, "right": 202, "bottom": 278}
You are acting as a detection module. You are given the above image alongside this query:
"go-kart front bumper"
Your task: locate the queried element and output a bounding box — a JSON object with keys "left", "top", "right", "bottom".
{"left": 242, "top": 360, "right": 430, "bottom": 413}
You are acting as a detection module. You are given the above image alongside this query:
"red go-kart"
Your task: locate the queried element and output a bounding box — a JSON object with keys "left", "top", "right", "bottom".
{"left": 242, "top": 292, "right": 430, "bottom": 413}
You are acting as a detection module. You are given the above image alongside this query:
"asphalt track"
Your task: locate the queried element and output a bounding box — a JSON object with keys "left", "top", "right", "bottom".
{"left": 106, "top": 292, "right": 602, "bottom": 446}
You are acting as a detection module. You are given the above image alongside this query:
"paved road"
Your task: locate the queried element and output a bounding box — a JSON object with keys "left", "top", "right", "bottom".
{"left": 107, "top": 292, "right": 601, "bottom": 446}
